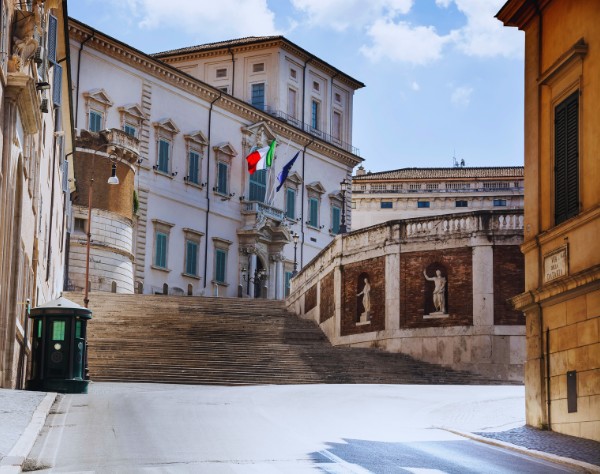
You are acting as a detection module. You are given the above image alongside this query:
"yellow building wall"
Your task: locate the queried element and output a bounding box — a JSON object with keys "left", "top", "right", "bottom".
{"left": 500, "top": 0, "right": 600, "bottom": 442}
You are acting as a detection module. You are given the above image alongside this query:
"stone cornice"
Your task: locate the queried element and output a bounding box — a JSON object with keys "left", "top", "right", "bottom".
{"left": 495, "top": 0, "right": 552, "bottom": 30}
{"left": 68, "top": 21, "right": 361, "bottom": 169}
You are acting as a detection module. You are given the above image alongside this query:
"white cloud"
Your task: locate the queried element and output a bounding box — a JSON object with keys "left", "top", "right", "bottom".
{"left": 451, "top": 86, "right": 473, "bottom": 107}
{"left": 117, "top": 0, "right": 279, "bottom": 39}
{"left": 411, "top": 81, "right": 420, "bottom": 91}
{"left": 360, "top": 19, "right": 455, "bottom": 65}
{"left": 448, "top": 0, "right": 523, "bottom": 58}
{"left": 290, "top": 0, "right": 413, "bottom": 31}
{"left": 435, "top": 0, "right": 452, "bottom": 7}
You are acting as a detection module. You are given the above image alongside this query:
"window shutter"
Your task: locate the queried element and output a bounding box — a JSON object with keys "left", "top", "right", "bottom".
{"left": 310, "top": 198, "right": 318, "bottom": 226}
{"left": 332, "top": 206, "right": 341, "bottom": 234}
{"left": 218, "top": 162, "right": 228, "bottom": 194}
{"left": 186, "top": 241, "right": 197, "bottom": 275}
{"left": 216, "top": 250, "right": 226, "bottom": 282}
{"left": 155, "top": 233, "right": 167, "bottom": 268}
{"left": 52, "top": 63, "right": 62, "bottom": 106}
{"left": 286, "top": 188, "right": 295, "bottom": 219}
{"left": 554, "top": 91, "right": 579, "bottom": 224}
{"left": 47, "top": 14, "right": 58, "bottom": 64}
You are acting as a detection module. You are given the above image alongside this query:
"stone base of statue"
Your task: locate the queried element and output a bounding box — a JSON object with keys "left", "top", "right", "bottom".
{"left": 423, "top": 311, "right": 449, "bottom": 319}
{"left": 356, "top": 311, "right": 371, "bottom": 326}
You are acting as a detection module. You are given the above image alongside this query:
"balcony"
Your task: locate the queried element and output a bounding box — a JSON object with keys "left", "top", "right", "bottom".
{"left": 242, "top": 200, "right": 285, "bottom": 223}
{"left": 257, "top": 105, "right": 360, "bottom": 156}
{"left": 104, "top": 128, "right": 140, "bottom": 159}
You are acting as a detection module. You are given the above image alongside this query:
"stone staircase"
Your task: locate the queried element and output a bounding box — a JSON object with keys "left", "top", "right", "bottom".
{"left": 64, "top": 292, "right": 509, "bottom": 386}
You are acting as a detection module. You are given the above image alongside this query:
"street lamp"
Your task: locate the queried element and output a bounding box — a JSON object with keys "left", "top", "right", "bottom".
{"left": 339, "top": 178, "right": 350, "bottom": 234}
{"left": 292, "top": 233, "right": 299, "bottom": 276}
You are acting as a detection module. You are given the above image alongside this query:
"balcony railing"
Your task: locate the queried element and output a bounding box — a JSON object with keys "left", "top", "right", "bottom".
{"left": 352, "top": 186, "right": 523, "bottom": 194}
{"left": 256, "top": 105, "right": 360, "bottom": 156}
{"left": 242, "top": 200, "right": 285, "bottom": 223}
{"left": 105, "top": 128, "right": 140, "bottom": 157}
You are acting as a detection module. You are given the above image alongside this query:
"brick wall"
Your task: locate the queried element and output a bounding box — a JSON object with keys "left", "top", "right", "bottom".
{"left": 341, "top": 257, "right": 385, "bottom": 336}
{"left": 305, "top": 283, "right": 317, "bottom": 312}
{"left": 320, "top": 270, "right": 335, "bottom": 323}
{"left": 494, "top": 246, "right": 525, "bottom": 325}
{"left": 400, "top": 248, "right": 473, "bottom": 328}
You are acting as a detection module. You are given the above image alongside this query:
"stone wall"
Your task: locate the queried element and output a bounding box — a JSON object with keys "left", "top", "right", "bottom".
{"left": 287, "top": 210, "right": 526, "bottom": 381}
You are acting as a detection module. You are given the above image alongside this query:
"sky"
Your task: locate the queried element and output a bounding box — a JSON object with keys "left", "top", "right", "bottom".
{"left": 68, "top": 0, "right": 524, "bottom": 172}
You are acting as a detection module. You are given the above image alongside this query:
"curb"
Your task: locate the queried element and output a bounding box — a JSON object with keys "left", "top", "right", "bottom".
{"left": 442, "top": 427, "right": 600, "bottom": 473}
{"left": 0, "top": 392, "right": 57, "bottom": 474}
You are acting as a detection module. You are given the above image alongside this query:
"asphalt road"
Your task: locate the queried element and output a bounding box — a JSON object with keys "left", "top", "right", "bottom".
{"left": 25, "top": 383, "right": 579, "bottom": 473}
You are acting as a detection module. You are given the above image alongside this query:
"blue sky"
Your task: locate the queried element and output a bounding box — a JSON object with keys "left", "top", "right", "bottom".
{"left": 68, "top": 0, "right": 524, "bottom": 172}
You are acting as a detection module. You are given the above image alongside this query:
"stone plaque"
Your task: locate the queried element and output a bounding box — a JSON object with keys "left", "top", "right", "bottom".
{"left": 543, "top": 245, "right": 568, "bottom": 284}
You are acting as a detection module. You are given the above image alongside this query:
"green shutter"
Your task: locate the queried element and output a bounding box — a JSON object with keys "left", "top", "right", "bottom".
{"left": 158, "top": 140, "right": 170, "bottom": 173}
{"left": 554, "top": 91, "right": 579, "bottom": 225}
{"left": 249, "top": 169, "right": 267, "bottom": 202}
{"left": 332, "top": 206, "right": 341, "bottom": 234}
{"left": 286, "top": 188, "right": 295, "bottom": 219}
{"left": 186, "top": 240, "right": 198, "bottom": 276}
{"left": 217, "top": 162, "right": 228, "bottom": 194}
{"left": 309, "top": 198, "right": 318, "bottom": 227}
{"left": 215, "top": 249, "right": 226, "bottom": 283}
{"left": 188, "top": 151, "right": 199, "bottom": 184}
{"left": 155, "top": 232, "right": 167, "bottom": 268}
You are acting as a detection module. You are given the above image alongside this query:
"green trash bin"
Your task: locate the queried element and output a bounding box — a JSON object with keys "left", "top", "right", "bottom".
{"left": 27, "top": 296, "right": 92, "bottom": 394}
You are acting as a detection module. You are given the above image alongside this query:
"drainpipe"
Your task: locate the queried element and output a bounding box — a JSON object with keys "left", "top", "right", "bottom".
{"left": 301, "top": 57, "right": 314, "bottom": 129}
{"left": 228, "top": 48, "right": 235, "bottom": 95}
{"left": 300, "top": 139, "right": 314, "bottom": 268}
{"left": 203, "top": 92, "right": 223, "bottom": 288}
{"left": 75, "top": 32, "right": 94, "bottom": 125}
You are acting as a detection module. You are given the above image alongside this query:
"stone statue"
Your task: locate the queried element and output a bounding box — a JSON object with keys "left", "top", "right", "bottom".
{"left": 423, "top": 269, "right": 446, "bottom": 314}
{"left": 9, "top": 2, "right": 42, "bottom": 73}
{"left": 357, "top": 277, "right": 371, "bottom": 323}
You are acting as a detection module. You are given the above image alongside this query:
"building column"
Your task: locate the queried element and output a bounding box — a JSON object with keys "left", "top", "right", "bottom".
{"left": 275, "top": 257, "right": 284, "bottom": 300}
{"left": 472, "top": 244, "right": 494, "bottom": 327}
{"left": 248, "top": 253, "right": 256, "bottom": 298}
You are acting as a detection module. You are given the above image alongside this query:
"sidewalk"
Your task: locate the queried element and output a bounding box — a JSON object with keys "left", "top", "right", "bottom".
{"left": 0, "top": 385, "right": 599, "bottom": 473}
{"left": 0, "top": 388, "right": 56, "bottom": 473}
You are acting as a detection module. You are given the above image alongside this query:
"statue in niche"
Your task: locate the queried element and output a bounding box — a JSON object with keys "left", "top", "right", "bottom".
{"left": 423, "top": 269, "right": 447, "bottom": 314}
{"left": 356, "top": 275, "right": 371, "bottom": 324}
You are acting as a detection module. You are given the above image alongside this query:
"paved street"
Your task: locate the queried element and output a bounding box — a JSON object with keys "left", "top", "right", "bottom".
{"left": 23, "top": 382, "right": 584, "bottom": 473}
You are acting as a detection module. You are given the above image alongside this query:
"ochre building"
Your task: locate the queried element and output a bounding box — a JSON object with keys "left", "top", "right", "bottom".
{"left": 498, "top": 0, "right": 600, "bottom": 441}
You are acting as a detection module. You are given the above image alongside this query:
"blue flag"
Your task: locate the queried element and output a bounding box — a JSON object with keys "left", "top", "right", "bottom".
{"left": 276, "top": 151, "right": 300, "bottom": 192}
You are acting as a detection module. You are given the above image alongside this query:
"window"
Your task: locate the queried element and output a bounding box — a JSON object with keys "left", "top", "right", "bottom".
{"left": 154, "top": 232, "right": 168, "bottom": 268}
{"left": 455, "top": 200, "right": 468, "bottom": 208}
{"left": 249, "top": 169, "right": 267, "bottom": 202}
{"left": 251, "top": 83, "right": 265, "bottom": 110}
{"left": 74, "top": 217, "right": 87, "bottom": 233}
{"left": 215, "top": 249, "right": 227, "bottom": 283}
{"left": 157, "top": 139, "right": 170, "bottom": 173}
{"left": 331, "top": 206, "right": 341, "bottom": 234}
{"left": 185, "top": 240, "right": 199, "bottom": 276}
{"left": 286, "top": 187, "right": 296, "bottom": 219}
{"left": 89, "top": 110, "right": 103, "bottom": 132}
{"left": 52, "top": 321, "right": 65, "bottom": 341}
{"left": 447, "top": 182, "right": 470, "bottom": 190}
{"left": 313, "top": 81, "right": 320, "bottom": 91}
{"left": 335, "top": 93, "right": 341, "bottom": 103}
{"left": 426, "top": 183, "right": 439, "bottom": 190}
{"left": 380, "top": 202, "right": 393, "bottom": 209}
{"left": 311, "top": 100, "right": 319, "bottom": 130}
{"left": 216, "top": 161, "right": 229, "bottom": 194}
{"left": 290, "top": 68, "right": 297, "bottom": 80}
{"left": 187, "top": 150, "right": 200, "bottom": 184}
{"left": 124, "top": 123, "right": 137, "bottom": 137}
{"left": 287, "top": 88, "right": 297, "bottom": 117}
{"left": 309, "top": 197, "right": 319, "bottom": 227}
{"left": 417, "top": 201, "right": 430, "bottom": 208}
{"left": 252, "top": 62, "right": 265, "bottom": 73}
{"left": 554, "top": 90, "right": 579, "bottom": 224}
{"left": 371, "top": 184, "right": 387, "bottom": 192}
{"left": 216, "top": 68, "right": 227, "bottom": 78}
{"left": 392, "top": 184, "right": 403, "bottom": 191}
{"left": 409, "top": 184, "right": 421, "bottom": 191}
{"left": 332, "top": 111, "right": 342, "bottom": 140}
{"left": 493, "top": 199, "right": 507, "bottom": 207}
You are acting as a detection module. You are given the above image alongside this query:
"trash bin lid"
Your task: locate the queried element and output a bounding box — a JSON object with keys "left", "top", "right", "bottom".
{"left": 30, "top": 296, "right": 92, "bottom": 318}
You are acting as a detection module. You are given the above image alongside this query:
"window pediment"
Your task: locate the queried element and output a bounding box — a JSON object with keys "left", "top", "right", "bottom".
{"left": 118, "top": 103, "right": 147, "bottom": 122}
{"left": 83, "top": 89, "right": 113, "bottom": 108}
{"left": 213, "top": 142, "right": 238, "bottom": 158}
{"left": 153, "top": 118, "right": 180, "bottom": 135}
{"left": 286, "top": 171, "right": 302, "bottom": 187}
{"left": 242, "top": 122, "right": 276, "bottom": 147}
{"left": 185, "top": 130, "right": 208, "bottom": 147}
{"left": 306, "top": 181, "right": 326, "bottom": 196}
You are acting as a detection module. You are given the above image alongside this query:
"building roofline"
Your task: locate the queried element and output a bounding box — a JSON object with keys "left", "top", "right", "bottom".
{"left": 353, "top": 166, "right": 524, "bottom": 180}
{"left": 67, "top": 17, "right": 363, "bottom": 167}
{"left": 152, "top": 35, "right": 366, "bottom": 90}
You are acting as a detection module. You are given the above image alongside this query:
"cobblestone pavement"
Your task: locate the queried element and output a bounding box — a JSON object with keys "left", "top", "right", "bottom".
{"left": 0, "top": 388, "right": 46, "bottom": 460}
{"left": 476, "top": 426, "right": 600, "bottom": 467}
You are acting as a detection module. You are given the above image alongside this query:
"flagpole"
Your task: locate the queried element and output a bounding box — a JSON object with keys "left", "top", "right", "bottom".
{"left": 266, "top": 136, "right": 292, "bottom": 206}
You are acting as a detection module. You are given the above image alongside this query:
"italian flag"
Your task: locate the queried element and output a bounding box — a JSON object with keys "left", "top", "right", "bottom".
{"left": 246, "top": 140, "right": 276, "bottom": 174}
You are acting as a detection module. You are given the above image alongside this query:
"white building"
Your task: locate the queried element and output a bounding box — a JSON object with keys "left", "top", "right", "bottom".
{"left": 351, "top": 166, "right": 524, "bottom": 229}
{"left": 67, "top": 21, "right": 364, "bottom": 300}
